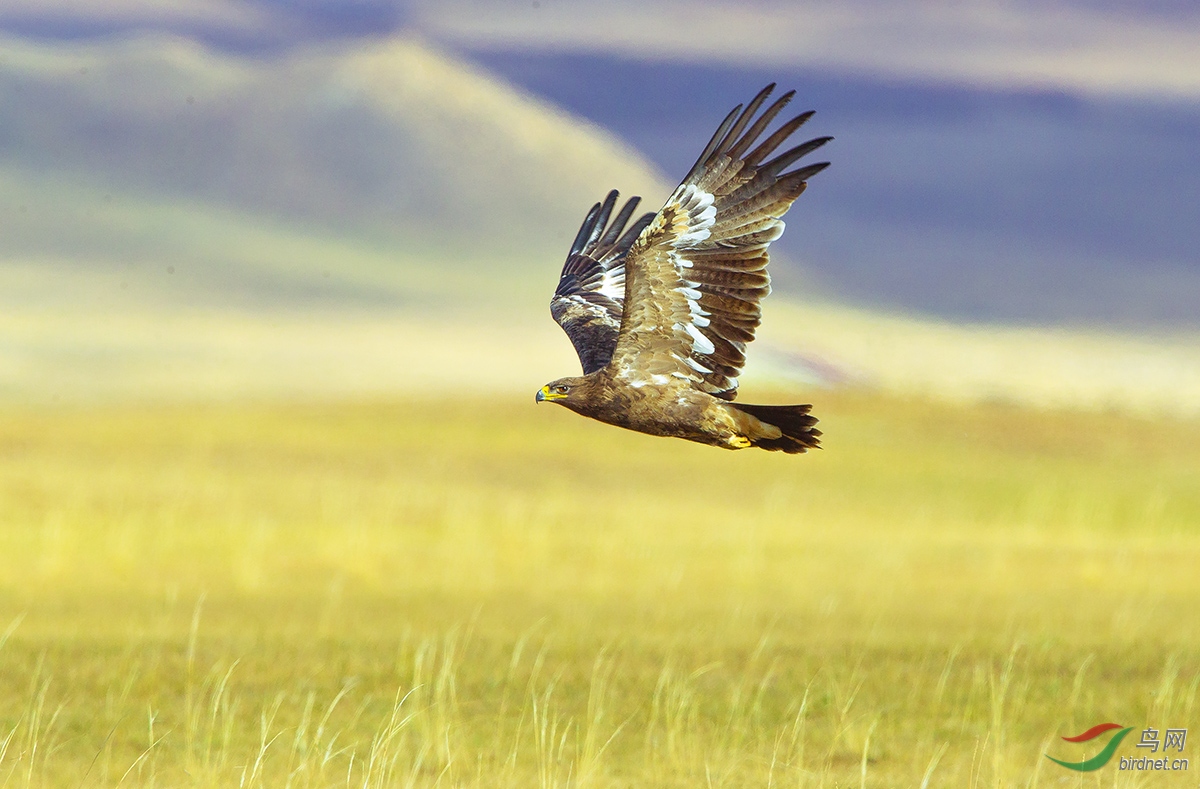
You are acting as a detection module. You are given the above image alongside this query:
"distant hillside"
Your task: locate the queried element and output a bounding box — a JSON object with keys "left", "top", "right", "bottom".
{"left": 0, "top": 34, "right": 666, "bottom": 309}
{"left": 1, "top": 33, "right": 1197, "bottom": 416}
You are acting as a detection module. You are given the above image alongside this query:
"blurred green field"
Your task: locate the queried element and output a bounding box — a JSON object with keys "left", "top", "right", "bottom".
{"left": 0, "top": 391, "right": 1198, "bottom": 788}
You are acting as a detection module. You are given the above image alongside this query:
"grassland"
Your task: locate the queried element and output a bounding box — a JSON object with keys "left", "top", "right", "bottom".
{"left": 0, "top": 391, "right": 1198, "bottom": 788}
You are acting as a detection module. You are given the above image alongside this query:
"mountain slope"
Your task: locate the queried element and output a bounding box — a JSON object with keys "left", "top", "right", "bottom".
{"left": 2, "top": 33, "right": 1197, "bottom": 416}
{"left": 0, "top": 33, "right": 667, "bottom": 308}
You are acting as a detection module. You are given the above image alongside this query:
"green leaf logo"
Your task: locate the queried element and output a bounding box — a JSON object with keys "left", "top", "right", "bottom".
{"left": 1045, "top": 723, "right": 1133, "bottom": 771}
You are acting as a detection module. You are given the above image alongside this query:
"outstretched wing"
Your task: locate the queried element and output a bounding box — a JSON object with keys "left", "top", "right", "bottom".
{"left": 550, "top": 190, "right": 655, "bottom": 374}
{"left": 611, "top": 84, "right": 831, "bottom": 399}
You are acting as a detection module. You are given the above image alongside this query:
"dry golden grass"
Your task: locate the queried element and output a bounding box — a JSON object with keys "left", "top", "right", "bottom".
{"left": 0, "top": 391, "right": 1197, "bottom": 788}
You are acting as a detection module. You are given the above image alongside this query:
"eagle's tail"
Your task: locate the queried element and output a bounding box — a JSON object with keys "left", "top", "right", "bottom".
{"left": 730, "top": 403, "right": 822, "bottom": 453}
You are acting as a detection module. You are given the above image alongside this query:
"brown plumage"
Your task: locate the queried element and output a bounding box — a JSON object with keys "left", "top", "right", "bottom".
{"left": 537, "top": 84, "right": 828, "bottom": 453}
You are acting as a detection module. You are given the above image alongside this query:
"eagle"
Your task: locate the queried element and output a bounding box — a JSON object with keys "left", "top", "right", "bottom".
{"left": 536, "top": 84, "right": 829, "bottom": 453}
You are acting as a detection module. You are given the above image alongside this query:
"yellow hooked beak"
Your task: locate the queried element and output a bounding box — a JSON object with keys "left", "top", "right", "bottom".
{"left": 536, "top": 385, "right": 566, "bottom": 403}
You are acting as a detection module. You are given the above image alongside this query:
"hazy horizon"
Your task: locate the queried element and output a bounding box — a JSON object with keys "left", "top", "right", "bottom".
{"left": 1, "top": 7, "right": 1198, "bottom": 412}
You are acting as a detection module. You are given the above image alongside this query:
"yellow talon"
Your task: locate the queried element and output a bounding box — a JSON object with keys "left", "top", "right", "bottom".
{"left": 727, "top": 435, "right": 752, "bottom": 449}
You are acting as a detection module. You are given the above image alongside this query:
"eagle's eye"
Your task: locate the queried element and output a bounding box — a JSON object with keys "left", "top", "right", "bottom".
{"left": 554, "top": 385, "right": 570, "bottom": 395}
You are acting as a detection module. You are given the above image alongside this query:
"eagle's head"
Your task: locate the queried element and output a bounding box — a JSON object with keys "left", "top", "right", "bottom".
{"left": 536, "top": 376, "right": 588, "bottom": 408}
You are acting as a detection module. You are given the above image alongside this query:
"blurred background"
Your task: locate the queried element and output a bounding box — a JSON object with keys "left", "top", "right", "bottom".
{"left": 1, "top": 0, "right": 1198, "bottom": 411}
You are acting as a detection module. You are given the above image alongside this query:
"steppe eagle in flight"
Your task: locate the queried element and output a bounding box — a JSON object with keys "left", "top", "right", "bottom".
{"left": 536, "top": 84, "right": 829, "bottom": 453}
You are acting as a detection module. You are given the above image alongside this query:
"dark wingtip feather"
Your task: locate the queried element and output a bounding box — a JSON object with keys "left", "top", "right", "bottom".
{"left": 726, "top": 89, "right": 795, "bottom": 162}
{"left": 588, "top": 190, "right": 619, "bottom": 248}
{"left": 712, "top": 83, "right": 777, "bottom": 160}
{"left": 743, "top": 110, "right": 816, "bottom": 167}
{"left": 681, "top": 101, "right": 745, "bottom": 184}
{"left": 761, "top": 136, "right": 835, "bottom": 177}
{"left": 598, "top": 195, "right": 643, "bottom": 247}
{"left": 616, "top": 212, "right": 656, "bottom": 250}
{"left": 792, "top": 161, "right": 831, "bottom": 181}
{"left": 569, "top": 200, "right": 603, "bottom": 257}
